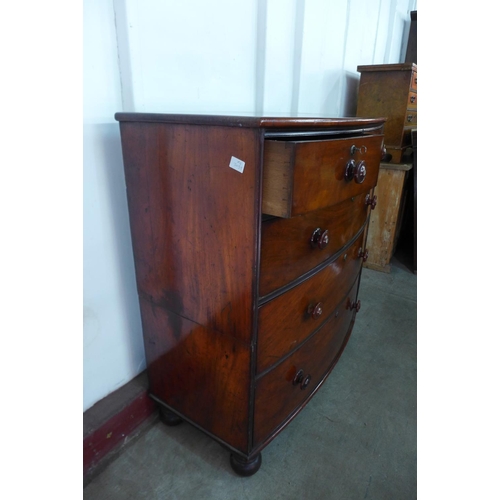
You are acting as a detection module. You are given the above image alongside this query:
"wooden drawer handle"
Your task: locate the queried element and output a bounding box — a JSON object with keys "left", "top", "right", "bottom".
{"left": 354, "top": 161, "right": 366, "bottom": 184}
{"left": 347, "top": 298, "right": 361, "bottom": 312}
{"left": 345, "top": 160, "right": 366, "bottom": 183}
{"left": 293, "top": 369, "right": 304, "bottom": 386}
{"left": 365, "top": 194, "right": 377, "bottom": 209}
{"left": 307, "top": 302, "right": 323, "bottom": 320}
{"left": 310, "top": 228, "right": 329, "bottom": 249}
{"left": 292, "top": 369, "right": 312, "bottom": 390}
{"left": 358, "top": 248, "right": 369, "bottom": 262}
{"left": 300, "top": 375, "right": 311, "bottom": 390}
{"left": 407, "top": 115, "right": 414, "bottom": 122}
{"left": 345, "top": 159, "right": 355, "bottom": 181}
{"left": 410, "top": 96, "right": 416, "bottom": 103}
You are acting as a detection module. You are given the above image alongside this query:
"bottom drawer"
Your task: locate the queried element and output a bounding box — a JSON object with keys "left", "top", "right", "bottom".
{"left": 253, "top": 276, "right": 360, "bottom": 446}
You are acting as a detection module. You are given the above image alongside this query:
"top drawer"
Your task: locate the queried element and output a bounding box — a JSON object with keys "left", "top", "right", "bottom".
{"left": 262, "top": 134, "right": 384, "bottom": 218}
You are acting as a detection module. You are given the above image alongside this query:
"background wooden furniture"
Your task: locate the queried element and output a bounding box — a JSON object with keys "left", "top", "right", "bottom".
{"left": 363, "top": 161, "right": 412, "bottom": 273}
{"left": 115, "top": 113, "right": 385, "bottom": 476}
{"left": 356, "top": 63, "right": 417, "bottom": 163}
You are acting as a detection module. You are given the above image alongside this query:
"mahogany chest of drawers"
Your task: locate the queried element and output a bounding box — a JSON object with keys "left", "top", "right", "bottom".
{"left": 356, "top": 63, "right": 417, "bottom": 163}
{"left": 115, "top": 113, "right": 385, "bottom": 476}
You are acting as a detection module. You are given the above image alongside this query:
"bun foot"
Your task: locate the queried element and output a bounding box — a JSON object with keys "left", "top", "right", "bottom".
{"left": 229, "top": 452, "right": 262, "bottom": 477}
{"left": 159, "top": 407, "right": 183, "bottom": 426}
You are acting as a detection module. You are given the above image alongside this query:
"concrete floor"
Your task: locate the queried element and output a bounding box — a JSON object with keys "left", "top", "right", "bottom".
{"left": 84, "top": 257, "right": 416, "bottom": 499}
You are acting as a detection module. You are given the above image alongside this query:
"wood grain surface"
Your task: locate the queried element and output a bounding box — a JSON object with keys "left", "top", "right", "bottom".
{"left": 260, "top": 193, "right": 372, "bottom": 297}
{"left": 257, "top": 231, "right": 365, "bottom": 373}
{"left": 253, "top": 277, "right": 359, "bottom": 446}
{"left": 262, "top": 134, "right": 383, "bottom": 217}
{"left": 120, "top": 122, "right": 261, "bottom": 342}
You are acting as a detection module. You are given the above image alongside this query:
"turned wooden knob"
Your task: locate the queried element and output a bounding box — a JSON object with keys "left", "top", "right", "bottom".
{"left": 354, "top": 161, "right": 366, "bottom": 184}
{"left": 347, "top": 299, "right": 361, "bottom": 312}
{"left": 307, "top": 302, "right": 323, "bottom": 320}
{"left": 347, "top": 159, "right": 367, "bottom": 183}
{"left": 300, "top": 375, "right": 311, "bottom": 390}
{"left": 293, "top": 369, "right": 311, "bottom": 389}
{"left": 358, "top": 248, "right": 369, "bottom": 262}
{"left": 345, "top": 159, "right": 355, "bottom": 181}
{"left": 293, "top": 369, "right": 304, "bottom": 386}
{"left": 310, "top": 228, "right": 329, "bottom": 249}
{"left": 365, "top": 194, "right": 377, "bottom": 209}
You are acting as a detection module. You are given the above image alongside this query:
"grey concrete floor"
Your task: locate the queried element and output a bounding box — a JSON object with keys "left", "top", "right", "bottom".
{"left": 84, "top": 258, "right": 416, "bottom": 499}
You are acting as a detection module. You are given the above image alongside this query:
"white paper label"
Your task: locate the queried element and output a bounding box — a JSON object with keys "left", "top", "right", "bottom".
{"left": 229, "top": 156, "right": 245, "bottom": 173}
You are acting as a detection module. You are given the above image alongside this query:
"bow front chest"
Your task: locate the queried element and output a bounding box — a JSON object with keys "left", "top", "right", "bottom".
{"left": 115, "top": 113, "right": 385, "bottom": 476}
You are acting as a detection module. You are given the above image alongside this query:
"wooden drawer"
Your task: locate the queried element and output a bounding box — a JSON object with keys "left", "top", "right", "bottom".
{"left": 253, "top": 277, "right": 359, "bottom": 446}
{"left": 259, "top": 191, "right": 372, "bottom": 298}
{"left": 410, "top": 71, "right": 417, "bottom": 91}
{"left": 257, "top": 230, "right": 365, "bottom": 374}
{"left": 405, "top": 110, "right": 417, "bottom": 127}
{"left": 407, "top": 92, "right": 417, "bottom": 109}
{"left": 262, "top": 134, "right": 383, "bottom": 218}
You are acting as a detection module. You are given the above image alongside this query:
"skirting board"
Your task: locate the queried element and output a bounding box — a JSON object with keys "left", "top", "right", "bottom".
{"left": 83, "top": 371, "right": 158, "bottom": 484}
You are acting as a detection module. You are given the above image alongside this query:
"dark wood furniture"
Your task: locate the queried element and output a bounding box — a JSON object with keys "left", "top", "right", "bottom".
{"left": 115, "top": 113, "right": 385, "bottom": 476}
{"left": 356, "top": 63, "right": 417, "bottom": 163}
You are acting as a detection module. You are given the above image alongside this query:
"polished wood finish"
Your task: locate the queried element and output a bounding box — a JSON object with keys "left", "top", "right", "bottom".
{"left": 356, "top": 63, "right": 417, "bottom": 163}
{"left": 364, "top": 161, "right": 413, "bottom": 273}
{"left": 260, "top": 193, "right": 373, "bottom": 297}
{"left": 262, "top": 135, "right": 384, "bottom": 217}
{"left": 254, "top": 278, "right": 359, "bottom": 445}
{"left": 257, "top": 231, "right": 365, "bottom": 374}
{"left": 116, "top": 113, "right": 385, "bottom": 131}
{"left": 139, "top": 297, "right": 251, "bottom": 452}
{"left": 120, "top": 122, "right": 260, "bottom": 342}
{"left": 116, "top": 113, "right": 384, "bottom": 475}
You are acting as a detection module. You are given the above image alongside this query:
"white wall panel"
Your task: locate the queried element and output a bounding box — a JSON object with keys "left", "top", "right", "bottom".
{"left": 297, "top": 0, "right": 348, "bottom": 117}
{"left": 262, "top": 0, "right": 298, "bottom": 115}
{"left": 373, "top": 0, "right": 392, "bottom": 64}
{"left": 344, "top": 0, "right": 382, "bottom": 72}
{"left": 83, "top": 0, "right": 145, "bottom": 411}
{"left": 123, "top": 0, "right": 259, "bottom": 114}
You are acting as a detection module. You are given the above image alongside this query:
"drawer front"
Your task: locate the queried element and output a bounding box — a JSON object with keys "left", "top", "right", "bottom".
{"left": 260, "top": 192, "right": 372, "bottom": 297}
{"left": 405, "top": 110, "right": 417, "bottom": 126}
{"left": 407, "top": 92, "right": 417, "bottom": 109}
{"left": 263, "top": 134, "right": 383, "bottom": 217}
{"left": 410, "top": 71, "right": 417, "bottom": 91}
{"left": 253, "top": 277, "right": 360, "bottom": 446}
{"left": 257, "top": 230, "right": 365, "bottom": 374}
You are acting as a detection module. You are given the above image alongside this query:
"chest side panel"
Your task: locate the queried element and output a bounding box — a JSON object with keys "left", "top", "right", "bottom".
{"left": 139, "top": 297, "right": 251, "bottom": 452}
{"left": 120, "top": 122, "right": 261, "bottom": 343}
